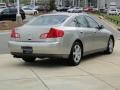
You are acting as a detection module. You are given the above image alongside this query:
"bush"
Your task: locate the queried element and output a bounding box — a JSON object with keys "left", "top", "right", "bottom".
{"left": 49, "top": 0, "right": 56, "bottom": 11}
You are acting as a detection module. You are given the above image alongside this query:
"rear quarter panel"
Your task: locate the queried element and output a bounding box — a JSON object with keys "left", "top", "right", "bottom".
{"left": 58, "top": 26, "right": 84, "bottom": 54}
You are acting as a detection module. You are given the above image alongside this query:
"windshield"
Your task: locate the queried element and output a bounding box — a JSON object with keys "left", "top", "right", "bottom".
{"left": 0, "top": 4, "right": 5, "bottom": 6}
{"left": 28, "top": 15, "right": 69, "bottom": 26}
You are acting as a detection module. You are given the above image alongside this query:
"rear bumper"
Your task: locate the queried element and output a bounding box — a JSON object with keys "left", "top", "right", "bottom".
{"left": 8, "top": 41, "right": 69, "bottom": 58}
{"left": 11, "top": 52, "right": 68, "bottom": 58}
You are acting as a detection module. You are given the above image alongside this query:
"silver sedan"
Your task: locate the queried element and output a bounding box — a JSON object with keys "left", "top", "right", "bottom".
{"left": 8, "top": 13, "right": 115, "bottom": 66}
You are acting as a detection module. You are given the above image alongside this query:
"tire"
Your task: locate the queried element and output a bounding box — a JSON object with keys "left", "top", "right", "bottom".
{"left": 12, "top": 18, "right": 16, "bottom": 21}
{"left": 34, "top": 11, "right": 37, "bottom": 15}
{"left": 22, "top": 57, "right": 36, "bottom": 62}
{"left": 68, "top": 42, "right": 82, "bottom": 66}
{"left": 105, "top": 37, "right": 114, "bottom": 54}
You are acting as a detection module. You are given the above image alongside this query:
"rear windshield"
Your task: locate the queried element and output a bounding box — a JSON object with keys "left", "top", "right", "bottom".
{"left": 28, "top": 15, "right": 69, "bottom": 26}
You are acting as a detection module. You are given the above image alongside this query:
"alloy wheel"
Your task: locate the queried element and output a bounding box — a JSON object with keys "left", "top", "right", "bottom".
{"left": 73, "top": 44, "right": 82, "bottom": 63}
{"left": 109, "top": 38, "right": 114, "bottom": 53}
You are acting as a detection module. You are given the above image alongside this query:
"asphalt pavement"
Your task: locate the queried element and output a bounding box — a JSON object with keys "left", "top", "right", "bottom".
{"left": 0, "top": 32, "right": 9, "bottom": 54}
{"left": 0, "top": 40, "right": 120, "bottom": 90}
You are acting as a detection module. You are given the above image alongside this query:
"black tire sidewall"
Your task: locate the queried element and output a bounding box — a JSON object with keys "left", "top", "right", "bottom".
{"left": 22, "top": 57, "right": 36, "bottom": 62}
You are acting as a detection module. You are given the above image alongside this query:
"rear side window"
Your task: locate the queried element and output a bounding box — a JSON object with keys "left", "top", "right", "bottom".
{"left": 28, "top": 15, "right": 69, "bottom": 26}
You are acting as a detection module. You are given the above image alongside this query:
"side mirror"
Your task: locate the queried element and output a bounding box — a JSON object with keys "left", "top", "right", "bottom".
{"left": 97, "top": 25, "right": 104, "bottom": 30}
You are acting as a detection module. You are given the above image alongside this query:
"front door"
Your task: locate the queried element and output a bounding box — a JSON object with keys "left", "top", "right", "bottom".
{"left": 85, "top": 16, "right": 106, "bottom": 50}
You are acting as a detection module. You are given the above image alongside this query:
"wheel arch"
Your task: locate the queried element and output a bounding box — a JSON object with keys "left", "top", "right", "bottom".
{"left": 72, "top": 39, "right": 84, "bottom": 55}
{"left": 110, "top": 35, "right": 115, "bottom": 47}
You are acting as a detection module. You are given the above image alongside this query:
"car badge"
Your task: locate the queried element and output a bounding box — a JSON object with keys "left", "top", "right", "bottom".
{"left": 28, "top": 33, "right": 32, "bottom": 40}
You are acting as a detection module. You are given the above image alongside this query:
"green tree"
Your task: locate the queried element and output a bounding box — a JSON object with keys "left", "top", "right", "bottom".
{"left": 20, "top": 0, "right": 30, "bottom": 4}
{"left": 49, "top": 0, "right": 56, "bottom": 11}
{"left": 64, "top": 0, "right": 70, "bottom": 7}
{"left": 9, "top": 0, "right": 14, "bottom": 3}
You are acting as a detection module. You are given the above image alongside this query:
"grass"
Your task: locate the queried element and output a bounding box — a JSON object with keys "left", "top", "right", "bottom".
{"left": 105, "top": 15, "right": 120, "bottom": 21}
{"left": 99, "top": 13, "right": 120, "bottom": 26}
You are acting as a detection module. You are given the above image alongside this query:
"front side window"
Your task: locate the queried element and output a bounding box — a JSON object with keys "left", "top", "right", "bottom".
{"left": 85, "top": 16, "right": 99, "bottom": 28}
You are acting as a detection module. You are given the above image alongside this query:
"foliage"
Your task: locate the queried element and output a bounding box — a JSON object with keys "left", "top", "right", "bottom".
{"left": 49, "top": 0, "right": 56, "bottom": 11}
{"left": 64, "top": 0, "right": 70, "bottom": 7}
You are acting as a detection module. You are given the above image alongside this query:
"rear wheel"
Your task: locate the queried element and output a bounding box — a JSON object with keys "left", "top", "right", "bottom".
{"left": 105, "top": 37, "right": 114, "bottom": 54}
{"left": 22, "top": 57, "right": 36, "bottom": 62}
{"left": 34, "top": 11, "right": 37, "bottom": 15}
{"left": 69, "top": 42, "right": 82, "bottom": 66}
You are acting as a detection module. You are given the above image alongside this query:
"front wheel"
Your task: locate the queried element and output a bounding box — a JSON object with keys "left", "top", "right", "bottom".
{"left": 22, "top": 57, "right": 36, "bottom": 62}
{"left": 105, "top": 37, "right": 114, "bottom": 54}
{"left": 69, "top": 42, "right": 82, "bottom": 66}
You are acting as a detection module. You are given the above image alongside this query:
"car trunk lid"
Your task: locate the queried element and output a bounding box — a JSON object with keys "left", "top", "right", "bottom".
{"left": 13, "top": 25, "right": 62, "bottom": 42}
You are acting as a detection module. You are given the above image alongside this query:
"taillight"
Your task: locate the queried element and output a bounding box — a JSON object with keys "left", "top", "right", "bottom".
{"left": 11, "top": 28, "right": 20, "bottom": 38}
{"left": 40, "top": 28, "right": 64, "bottom": 39}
